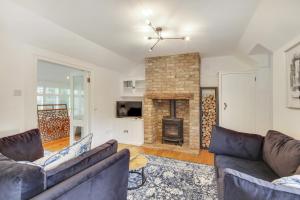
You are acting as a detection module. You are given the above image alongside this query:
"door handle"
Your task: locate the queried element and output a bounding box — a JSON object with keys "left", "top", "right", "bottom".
{"left": 224, "top": 103, "right": 228, "bottom": 110}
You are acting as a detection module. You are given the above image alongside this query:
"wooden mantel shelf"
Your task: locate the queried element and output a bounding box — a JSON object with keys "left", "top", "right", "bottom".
{"left": 145, "top": 92, "right": 194, "bottom": 100}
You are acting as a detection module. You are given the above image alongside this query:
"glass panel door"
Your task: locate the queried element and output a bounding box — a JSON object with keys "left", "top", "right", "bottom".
{"left": 70, "top": 71, "right": 90, "bottom": 144}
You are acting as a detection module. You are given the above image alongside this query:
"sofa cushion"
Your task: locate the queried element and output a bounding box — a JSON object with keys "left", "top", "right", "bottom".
{"left": 0, "top": 129, "right": 44, "bottom": 161}
{"left": 46, "top": 139, "right": 118, "bottom": 188}
{"left": 0, "top": 153, "right": 45, "bottom": 200}
{"left": 215, "top": 155, "right": 279, "bottom": 182}
{"left": 209, "top": 126, "right": 264, "bottom": 161}
{"left": 263, "top": 130, "right": 300, "bottom": 177}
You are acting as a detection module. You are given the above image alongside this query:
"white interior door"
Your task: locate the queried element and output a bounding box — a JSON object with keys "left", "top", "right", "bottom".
{"left": 70, "top": 71, "right": 90, "bottom": 144}
{"left": 219, "top": 72, "right": 256, "bottom": 133}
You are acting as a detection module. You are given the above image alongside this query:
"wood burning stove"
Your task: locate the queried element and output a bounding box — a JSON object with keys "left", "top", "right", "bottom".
{"left": 162, "top": 100, "right": 184, "bottom": 145}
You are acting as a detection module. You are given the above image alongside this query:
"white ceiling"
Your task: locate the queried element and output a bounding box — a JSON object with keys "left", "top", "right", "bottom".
{"left": 11, "top": 0, "right": 260, "bottom": 63}
{"left": 0, "top": 0, "right": 136, "bottom": 72}
{"left": 239, "top": 0, "right": 300, "bottom": 54}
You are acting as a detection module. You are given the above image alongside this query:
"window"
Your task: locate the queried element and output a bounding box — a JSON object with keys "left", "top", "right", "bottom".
{"left": 37, "top": 85, "right": 71, "bottom": 109}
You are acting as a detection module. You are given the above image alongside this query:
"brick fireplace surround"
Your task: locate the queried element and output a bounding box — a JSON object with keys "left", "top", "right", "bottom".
{"left": 143, "top": 52, "right": 200, "bottom": 150}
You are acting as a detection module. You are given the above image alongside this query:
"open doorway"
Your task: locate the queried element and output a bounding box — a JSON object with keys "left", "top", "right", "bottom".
{"left": 37, "top": 60, "right": 90, "bottom": 150}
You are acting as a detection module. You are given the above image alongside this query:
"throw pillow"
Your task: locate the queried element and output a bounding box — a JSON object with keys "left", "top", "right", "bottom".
{"left": 34, "top": 133, "right": 93, "bottom": 170}
{"left": 263, "top": 130, "right": 300, "bottom": 177}
{"left": 70, "top": 133, "right": 93, "bottom": 156}
{"left": 0, "top": 129, "right": 44, "bottom": 161}
{"left": 272, "top": 175, "right": 300, "bottom": 189}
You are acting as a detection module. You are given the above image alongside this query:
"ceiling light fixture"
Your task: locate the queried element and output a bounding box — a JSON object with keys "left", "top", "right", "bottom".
{"left": 146, "top": 20, "right": 190, "bottom": 52}
{"left": 142, "top": 9, "right": 153, "bottom": 17}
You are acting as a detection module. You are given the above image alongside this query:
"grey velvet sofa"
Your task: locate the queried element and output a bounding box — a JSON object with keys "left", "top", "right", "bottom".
{"left": 209, "top": 126, "right": 300, "bottom": 200}
{"left": 0, "top": 129, "right": 130, "bottom": 200}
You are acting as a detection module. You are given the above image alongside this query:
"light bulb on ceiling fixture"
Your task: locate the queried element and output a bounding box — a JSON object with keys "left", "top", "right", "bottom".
{"left": 145, "top": 19, "right": 151, "bottom": 26}
{"left": 142, "top": 9, "right": 153, "bottom": 17}
{"left": 149, "top": 48, "right": 153, "bottom": 52}
{"left": 184, "top": 36, "right": 190, "bottom": 41}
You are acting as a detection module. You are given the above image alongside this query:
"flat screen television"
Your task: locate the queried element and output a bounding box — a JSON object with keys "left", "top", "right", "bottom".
{"left": 116, "top": 101, "right": 142, "bottom": 118}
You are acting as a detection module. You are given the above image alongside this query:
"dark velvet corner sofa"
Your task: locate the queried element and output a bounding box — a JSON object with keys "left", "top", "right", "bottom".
{"left": 209, "top": 126, "right": 300, "bottom": 200}
{"left": 0, "top": 129, "right": 130, "bottom": 200}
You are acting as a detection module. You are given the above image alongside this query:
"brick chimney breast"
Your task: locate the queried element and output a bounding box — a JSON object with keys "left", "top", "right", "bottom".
{"left": 144, "top": 52, "right": 200, "bottom": 150}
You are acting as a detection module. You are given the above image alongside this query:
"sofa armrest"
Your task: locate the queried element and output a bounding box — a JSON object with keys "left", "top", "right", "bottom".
{"left": 32, "top": 149, "right": 130, "bottom": 200}
{"left": 209, "top": 126, "right": 264, "bottom": 160}
{"left": 0, "top": 153, "right": 45, "bottom": 200}
{"left": 223, "top": 168, "right": 300, "bottom": 200}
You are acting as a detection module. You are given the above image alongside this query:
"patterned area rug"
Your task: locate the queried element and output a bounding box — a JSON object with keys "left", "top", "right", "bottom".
{"left": 127, "top": 155, "right": 218, "bottom": 200}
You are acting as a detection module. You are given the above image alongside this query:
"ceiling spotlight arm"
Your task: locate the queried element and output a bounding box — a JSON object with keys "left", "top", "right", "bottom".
{"left": 148, "top": 23, "right": 160, "bottom": 37}
{"left": 150, "top": 39, "right": 161, "bottom": 51}
{"left": 148, "top": 37, "right": 185, "bottom": 40}
{"left": 163, "top": 37, "right": 185, "bottom": 40}
{"left": 146, "top": 20, "right": 189, "bottom": 51}
{"left": 148, "top": 37, "right": 160, "bottom": 40}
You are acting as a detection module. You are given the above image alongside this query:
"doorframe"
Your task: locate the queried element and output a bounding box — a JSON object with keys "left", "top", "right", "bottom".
{"left": 218, "top": 71, "right": 257, "bottom": 128}
{"left": 34, "top": 54, "right": 93, "bottom": 143}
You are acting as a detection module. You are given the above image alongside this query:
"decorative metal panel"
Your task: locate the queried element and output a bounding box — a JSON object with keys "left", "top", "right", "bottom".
{"left": 37, "top": 104, "right": 70, "bottom": 142}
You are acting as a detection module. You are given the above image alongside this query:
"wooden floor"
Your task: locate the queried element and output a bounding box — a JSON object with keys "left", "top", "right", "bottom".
{"left": 43, "top": 137, "right": 214, "bottom": 166}
{"left": 43, "top": 137, "right": 70, "bottom": 152}
{"left": 120, "top": 144, "right": 214, "bottom": 165}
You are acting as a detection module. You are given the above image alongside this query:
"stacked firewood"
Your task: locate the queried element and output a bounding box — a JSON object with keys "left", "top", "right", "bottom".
{"left": 201, "top": 94, "right": 217, "bottom": 148}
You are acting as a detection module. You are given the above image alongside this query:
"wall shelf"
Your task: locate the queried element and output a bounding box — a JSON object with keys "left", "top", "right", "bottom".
{"left": 121, "top": 79, "right": 145, "bottom": 97}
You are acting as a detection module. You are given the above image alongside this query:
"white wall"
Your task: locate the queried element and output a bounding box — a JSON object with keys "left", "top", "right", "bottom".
{"left": 0, "top": 36, "right": 26, "bottom": 137}
{"left": 117, "top": 55, "right": 272, "bottom": 142}
{"left": 255, "top": 67, "right": 273, "bottom": 134}
{"left": 2, "top": 0, "right": 288, "bottom": 144}
{"left": 125, "top": 55, "right": 254, "bottom": 88}
{"left": 112, "top": 64, "right": 145, "bottom": 146}
{"left": 114, "top": 55, "right": 274, "bottom": 142}
{"left": 0, "top": 33, "right": 145, "bottom": 147}
{"left": 91, "top": 64, "right": 120, "bottom": 147}
{"left": 235, "top": 0, "right": 300, "bottom": 138}
{"left": 125, "top": 64, "right": 145, "bottom": 79}
{"left": 203, "top": 55, "right": 272, "bottom": 135}
{"left": 273, "top": 34, "right": 300, "bottom": 139}
{"left": 201, "top": 55, "right": 253, "bottom": 87}
{"left": 0, "top": 0, "right": 144, "bottom": 146}
{"left": 0, "top": 35, "right": 122, "bottom": 147}
{"left": 112, "top": 118, "right": 144, "bottom": 146}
